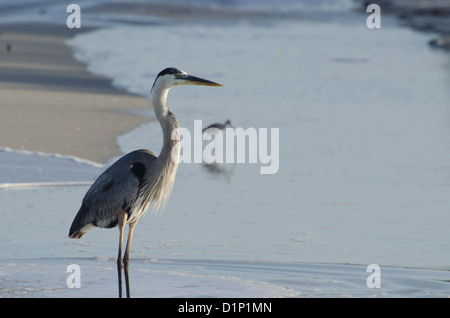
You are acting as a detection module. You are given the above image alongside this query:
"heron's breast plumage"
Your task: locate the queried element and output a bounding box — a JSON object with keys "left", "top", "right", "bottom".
{"left": 126, "top": 155, "right": 178, "bottom": 224}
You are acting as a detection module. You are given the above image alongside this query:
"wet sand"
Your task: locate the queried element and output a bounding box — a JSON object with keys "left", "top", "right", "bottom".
{"left": 0, "top": 23, "right": 153, "bottom": 164}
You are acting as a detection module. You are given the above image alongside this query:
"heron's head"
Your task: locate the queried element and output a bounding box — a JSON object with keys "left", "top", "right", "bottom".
{"left": 151, "top": 67, "right": 222, "bottom": 92}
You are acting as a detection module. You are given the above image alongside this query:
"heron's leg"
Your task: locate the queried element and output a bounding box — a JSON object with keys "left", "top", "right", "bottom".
{"left": 123, "top": 220, "right": 138, "bottom": 298}
{"left": 117, "top": 210, "right": 128, "bottom": 298}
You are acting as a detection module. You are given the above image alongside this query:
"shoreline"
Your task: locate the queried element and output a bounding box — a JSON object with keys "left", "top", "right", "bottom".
{"left": 1, "top": 1, "right": 449, "bottom": 166}
{"left": 0, "top": 23, "right": 153, "bottom": 164}
{"left": 359, "top": 0, "right": 450, "bottom": 50}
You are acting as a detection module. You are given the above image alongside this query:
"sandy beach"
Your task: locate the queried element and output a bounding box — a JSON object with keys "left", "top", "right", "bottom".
{"left": 0, "top": 23, "right": 152, "bottom": 164}
{"left": 1, "top": 1, "right": 448, "bottom": 165}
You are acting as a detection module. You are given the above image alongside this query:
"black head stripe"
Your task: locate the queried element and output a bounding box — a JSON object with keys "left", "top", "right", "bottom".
{"left": 157, "top": 67, "right": 183, "bottom": 78}
{"left": 151, "top": 67, "right": 183, "bottom": 92}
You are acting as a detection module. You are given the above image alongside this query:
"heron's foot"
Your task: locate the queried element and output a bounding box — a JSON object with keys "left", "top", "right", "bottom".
{"left": 116, "top": 257, "right": 124, "bottom": 298}
{"left": 123, "top": 257, "right": 131, "bottom": 298}
{"left": 123, "top": 258, "right": 130, "bottom": 270}
{"left": 117, "top": 258, "right": 123, "bottom": 269}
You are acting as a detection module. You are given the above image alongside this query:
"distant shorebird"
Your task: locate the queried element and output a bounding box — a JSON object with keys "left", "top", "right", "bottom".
{"left": 202, "top": 119, "right": 233, "bottom": 133}
{"left": 68, "top": 67, "right": 222, "bottom": 298}
{"left": 429, "top": 35, "right": 450, "bottom": 50}
{"left": 6, "top": 44, "right": 14, "bottom": 54}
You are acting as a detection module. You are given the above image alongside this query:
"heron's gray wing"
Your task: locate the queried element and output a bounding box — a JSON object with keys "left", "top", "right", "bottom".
{"left": 69, "top": 150, "right": 157, "bottom": 237}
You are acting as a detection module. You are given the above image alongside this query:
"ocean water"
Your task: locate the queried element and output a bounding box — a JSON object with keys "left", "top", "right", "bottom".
{"left": 1, "top": 0, "right": 450, "bottom": 297}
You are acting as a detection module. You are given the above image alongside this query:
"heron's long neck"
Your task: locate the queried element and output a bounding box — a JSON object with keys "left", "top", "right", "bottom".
{"left": 151, "top": 86, "right": 180, "bottom": 164}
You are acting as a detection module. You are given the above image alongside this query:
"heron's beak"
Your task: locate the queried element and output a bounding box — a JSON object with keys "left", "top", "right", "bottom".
{"left": 184, "top": 75, "right": 222, "bottom": 87}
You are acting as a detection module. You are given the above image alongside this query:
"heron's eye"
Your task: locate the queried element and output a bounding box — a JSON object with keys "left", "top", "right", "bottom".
{"left": 174, "top": 73, "right": 179, "bottom": 78}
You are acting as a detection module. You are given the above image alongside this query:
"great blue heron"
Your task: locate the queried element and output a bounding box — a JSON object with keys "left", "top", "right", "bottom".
{"left": 202, "top": 119, "right": 233, "bottom": 133}
{"left": 68, "top": 67, "right": 222, "bottom": 298}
